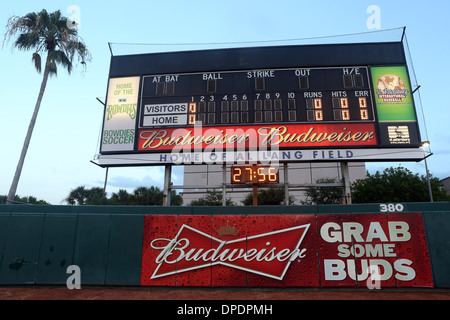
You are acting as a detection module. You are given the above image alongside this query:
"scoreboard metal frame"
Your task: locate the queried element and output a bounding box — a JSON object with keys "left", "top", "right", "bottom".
{"left": 95, "top": 41, "right": 423, "bottom": 167}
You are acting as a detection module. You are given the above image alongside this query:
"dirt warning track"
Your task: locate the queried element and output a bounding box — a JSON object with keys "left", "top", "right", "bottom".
{"left": 1, "top": 287, "right": 449, "bottom": 300}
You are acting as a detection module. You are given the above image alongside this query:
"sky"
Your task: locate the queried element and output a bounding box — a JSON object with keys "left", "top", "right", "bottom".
{"left": 1, "top": 0, "right": 449, "bottom": 204}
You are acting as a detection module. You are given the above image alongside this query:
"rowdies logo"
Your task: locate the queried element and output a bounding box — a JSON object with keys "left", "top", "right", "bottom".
{"left": 106, "top": 103, "right": 137, "bottom": 120}
{"left": 149, "top": 223, "right": 310, "bottom": 280}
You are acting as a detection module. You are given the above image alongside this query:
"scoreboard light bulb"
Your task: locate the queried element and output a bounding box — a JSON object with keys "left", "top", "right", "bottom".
{"left": 189, "top": 102, "right": 197, "bottom": 113}
{"left": 342, "top": 109, "right": 350, "bottom": 120}
{"left": 340, "top": 98, "right": 348, "bottom": 108}
{"left": 360, "top": 109, "right": 368, "bottom": 120}
{"left": 315, "top": 110, "right": 323, "bottom": 121}
{"left": 314, "top": 98, "right": 322, "bottom": 109}
{"left": 359, "top": 97, "right": 367, "bottom": 108}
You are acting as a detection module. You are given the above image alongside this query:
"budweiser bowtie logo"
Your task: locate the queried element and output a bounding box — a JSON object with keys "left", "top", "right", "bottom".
{"left": 149, "top": 223, "right": 310, "bottom": 280}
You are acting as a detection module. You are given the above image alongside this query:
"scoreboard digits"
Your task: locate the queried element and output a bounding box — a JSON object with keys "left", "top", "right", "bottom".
{"left": 231, "top": 166, "right": 279, "bottom": 184}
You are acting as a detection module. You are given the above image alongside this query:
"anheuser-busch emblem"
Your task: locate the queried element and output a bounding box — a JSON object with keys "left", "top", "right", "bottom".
{"left": 150, "top": 223, "right": 310, "bottom": 280}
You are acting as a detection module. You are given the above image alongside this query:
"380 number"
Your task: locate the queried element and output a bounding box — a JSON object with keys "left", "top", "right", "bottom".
{"left": 380, "top": 203, "right": 404, "bottom": 212}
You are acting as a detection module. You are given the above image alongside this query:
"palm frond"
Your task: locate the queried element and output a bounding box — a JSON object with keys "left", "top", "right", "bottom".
{"left": 35, "top": 9, "right": 50, "bottom": 32}
{"left": 32, "top": 52, "right": 42, "bottom": 73}
{"left": 14, "top": 32, "right": 40, "bottom": 50}
{"left": 23, "top": 12, "right": 38, "bottom": 24}
{"left": 48, "top": 50, "right": 72, "bottom": 74}
{"left": 48, "top": 61, "right": 57, "bottom": 77}
{"left": 67, "top": 39, "right": 91, "bottom": 65}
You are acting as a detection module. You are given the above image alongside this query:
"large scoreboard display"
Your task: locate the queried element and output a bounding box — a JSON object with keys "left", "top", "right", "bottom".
{"left": 96, "top": 42, "right": 423, "bottom": 167}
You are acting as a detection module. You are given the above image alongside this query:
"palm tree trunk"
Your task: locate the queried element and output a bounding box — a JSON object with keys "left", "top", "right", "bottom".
{"left": 6, "top": 58, "right": 51, "bottom": 204}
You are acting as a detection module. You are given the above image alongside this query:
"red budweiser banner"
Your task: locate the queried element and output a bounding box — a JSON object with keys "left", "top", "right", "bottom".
{"left": 138, "top": 123, "right": 377, "bottom": 152}
{"left": 140, "top": 213, "right": 433, "bottom": 288}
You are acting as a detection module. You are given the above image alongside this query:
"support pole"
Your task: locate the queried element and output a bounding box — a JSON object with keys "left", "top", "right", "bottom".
{"left": 222, "top": 164, "right": 227, "bottom": 206}
{"left": 422, "top": 146, "right": 434, "bottom": 202}
{"left": 341, "top": 162, "right": 352, "bottom": 204}
{"left": 401, "top": 26, "right": 407, "bottom": 42}
{"left": 103, "top": 167, "right": 109, "bottom": 196}
{"left": 163, "top": 165, "right": 172, "bottom": 206}
{"left": 283, "top": 163, "right": 289, "bottom": 205}
{"left": 252, "top": 183, "right": 258, "bottom": 206}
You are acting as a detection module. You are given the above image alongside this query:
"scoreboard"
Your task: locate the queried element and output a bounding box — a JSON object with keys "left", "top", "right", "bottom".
{"left": 96, "top": 42, "right": 423, "bottom": 167}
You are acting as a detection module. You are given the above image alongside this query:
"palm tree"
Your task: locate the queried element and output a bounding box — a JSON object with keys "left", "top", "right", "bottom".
{"left": 110, "top": 189, "right": 132, "bottom": 205}
{"left": 64, "top": 186, "right": 88, "bottom": 205}
{"left": 4, "top": 9, "right": 91, "bottom": 204}
{"left": 132, "top": 186, "right": 164, "bottom": 205}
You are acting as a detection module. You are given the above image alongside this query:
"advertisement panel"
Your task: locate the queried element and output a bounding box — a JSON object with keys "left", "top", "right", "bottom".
{"left": 317, "top": 212, "right": 433, "bottom": 287}
{"left": 100, "top": 76, "right": 140, "bottom": 152}
{"left": 371, "top": 66, "right": 416, "bottom": 122}
{"left": 138, "top": 123, "right": 377, "bottom": 152}
{"left": 140, "top": 213, "right": 433, "bottom": 288}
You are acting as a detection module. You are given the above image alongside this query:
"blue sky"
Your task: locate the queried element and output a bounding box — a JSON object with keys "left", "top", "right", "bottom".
{"left": 1, "top": 1, "right": 449, "bottom": 204}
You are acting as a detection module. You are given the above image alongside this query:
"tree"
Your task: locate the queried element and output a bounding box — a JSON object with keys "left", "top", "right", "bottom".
{"left": 190, "top": 190, "right": 235, "bottom": 206}
{"left": 4, "top": 9, "right": 91, "bottom": 204}
{"left": 351, "top": 166, "right": 449, "bottom": 203}
{"left": 132, "top": 186, "right": 164, "bottom": 205}
{"left": 84, "top": 187, "right": 108, "bottom": 205}
{"left": 64, "top": 186, "right": 88, "bottom": 205}
{"left": 241, "top": 188, "right": 295, "bottom": 206}
{"left": 126, "top": 187, "right": 182, "bottom": 205}
{"left": 109, "top": 189, "right": 132, "bottom": 205}
{"left": 169, "top": 190, "right": 183, "bottom": 206}
{"left": 301, "top": 177, "right": 343, "bottom": 205}
{"left": 64, "top": 185, "right": 183, "bottom": 206}
{"left": 1, "top": 194, "right": 49, "bottom": 205}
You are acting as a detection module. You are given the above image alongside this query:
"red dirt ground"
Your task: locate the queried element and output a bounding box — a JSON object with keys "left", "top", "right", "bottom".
{"left": 1, "top": 286, "right": 449, "bottom": 300}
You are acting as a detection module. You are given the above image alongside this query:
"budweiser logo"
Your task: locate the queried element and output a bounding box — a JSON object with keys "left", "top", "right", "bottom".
{"left": 149, "top": 223, "right": 310, "bottom": 280}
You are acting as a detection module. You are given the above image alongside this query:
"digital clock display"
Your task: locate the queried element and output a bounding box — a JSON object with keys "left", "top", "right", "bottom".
{"left": 231, "top": 166, "right": 279, "bottom": 184}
